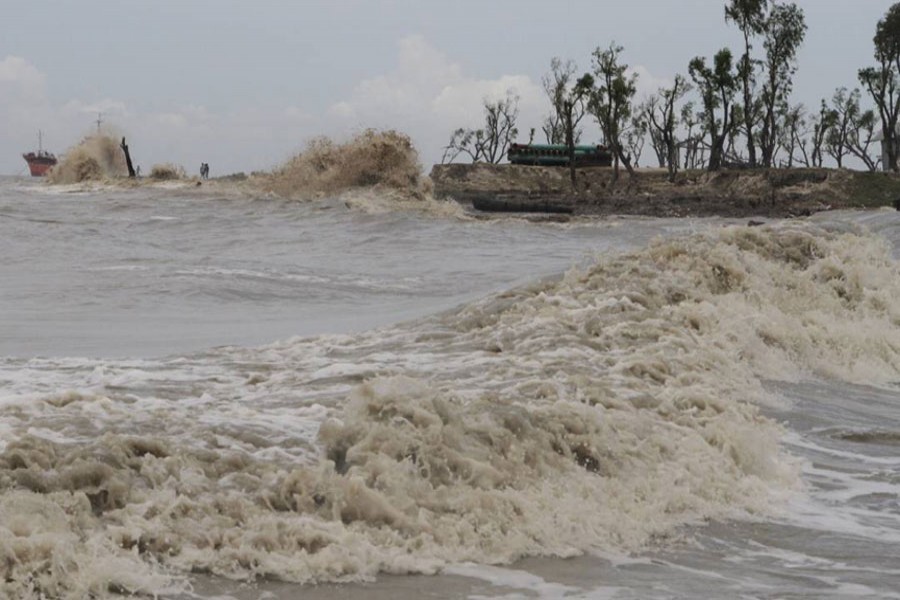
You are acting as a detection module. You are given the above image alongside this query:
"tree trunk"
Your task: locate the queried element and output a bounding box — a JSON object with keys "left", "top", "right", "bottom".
{"left": 740, "top": 51, "right": 757, "bottom": 167}
{"left": 120, "top": 137, "right": 136, "bottom": 178}
{"left": 564, "top": 101, "right": 577, "bottom": 189}
{"left": 616, "top": 143, "right": 635, "bottom": 177}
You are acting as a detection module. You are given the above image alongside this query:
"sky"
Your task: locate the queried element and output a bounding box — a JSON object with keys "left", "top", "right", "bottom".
{"left": 2, "top": 0, "right": 896, "bottom": 176}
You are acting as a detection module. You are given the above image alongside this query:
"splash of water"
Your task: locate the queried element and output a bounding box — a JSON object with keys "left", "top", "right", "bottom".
{"left": 47, "top": 135, "right": 128, "bottom": 184}
{"left": 148, "top": 163, "right": 186, "bottom": 180}
{"left": 265, "top": 129, "right": 426, "bottom": 200}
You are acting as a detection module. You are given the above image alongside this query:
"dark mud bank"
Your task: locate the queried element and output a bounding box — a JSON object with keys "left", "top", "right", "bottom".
{"left": 431, "top": 164, "right": 900, "bottom": 218}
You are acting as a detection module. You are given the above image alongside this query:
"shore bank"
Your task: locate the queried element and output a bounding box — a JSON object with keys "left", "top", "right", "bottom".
{"left": 431, "top": 164, "right": 900, "bottom": 218}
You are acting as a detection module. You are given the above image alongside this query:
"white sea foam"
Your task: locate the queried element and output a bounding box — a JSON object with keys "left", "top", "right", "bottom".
{"left": 4, "top": 223, "right": 900, "bottom": 596}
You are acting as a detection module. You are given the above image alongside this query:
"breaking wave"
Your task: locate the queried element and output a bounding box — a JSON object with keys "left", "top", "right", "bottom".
{"left": 148, "top": 163, "right": 186, "bottom": 181}
{"left": 4, "top": 224, "right": 900, "bottom": 597}
{"left": 47, "top": 135, "right": 128, "bottom": 184}
{"left": 264, "top": 129, "right": 429, "bottom": 201}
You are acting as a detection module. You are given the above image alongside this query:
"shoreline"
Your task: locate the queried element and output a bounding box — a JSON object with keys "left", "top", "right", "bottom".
{"left": 17, "top": 164, "right": 900, "bottom": 221}
{"left": 431, "top": 164, "right": 900, "bottom": 219}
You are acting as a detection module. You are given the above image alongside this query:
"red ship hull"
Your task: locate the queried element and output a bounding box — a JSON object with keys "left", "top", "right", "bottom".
{"left": 22, "top": 152, "right": 57, "bottom": 177}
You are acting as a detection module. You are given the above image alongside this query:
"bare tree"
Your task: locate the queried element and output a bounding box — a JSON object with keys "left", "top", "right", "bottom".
{"left": 646, "top": 74, "right": 691, "bottom": 181}
{"left": 680, "top": 101, "right": 707, "bottom": 169}
{"left": 441, "top": 92, "right": 519, "bottom": 164}
{"left": 809, "top": 100, "right": 834, "bottom": 168}
{"left": 642, "top": 97, "right": 667, "bottom": 168}
{"left": 847, "top": 108, "right": 881, "bottom": 171}
{"left": 481, "top": 93, "right": 520, "bottom": 163}
{"left": 441, "top": 128, "right": 478, "bottom": 164}
{"left": 623, "top": 113, "right": 647, "bottom": 168}
{"left": 824, "top": 87, "right": 859, "bottom": 168}
{"left": 542, "top": 58, "right": 589, "bottom": 144}
{"left": 562, "top": 74, "right": 596, "bottom": 187}
{"left": 779, "top": 103, "right": 809, "bottom": 167}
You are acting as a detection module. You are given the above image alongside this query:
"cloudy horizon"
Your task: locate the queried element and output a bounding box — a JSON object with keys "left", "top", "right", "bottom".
{"left": 3, "top": 0, "right": 895, "bottom": 176}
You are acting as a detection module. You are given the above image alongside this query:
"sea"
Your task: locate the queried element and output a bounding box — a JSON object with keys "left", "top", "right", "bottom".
{"left": 2, "top": 174, "right": 900, "bottom": 599}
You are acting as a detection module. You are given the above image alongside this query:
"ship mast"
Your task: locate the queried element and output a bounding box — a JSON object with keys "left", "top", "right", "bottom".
{"left": 38, "top": 130, "right": 43, "bottom": 153}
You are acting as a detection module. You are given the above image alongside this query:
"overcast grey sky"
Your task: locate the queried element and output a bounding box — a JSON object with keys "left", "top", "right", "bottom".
{"left": 2, "top": 0, "right": 895, "bottom": 175}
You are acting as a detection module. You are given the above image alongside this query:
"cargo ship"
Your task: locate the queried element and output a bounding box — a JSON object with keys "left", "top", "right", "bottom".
{"left": 22, "top": 131, "right": 58, "bottom": 176}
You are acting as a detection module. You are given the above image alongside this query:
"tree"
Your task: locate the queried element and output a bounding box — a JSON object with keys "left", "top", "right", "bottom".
{"left": 758, "top": 2, "right": 806, "bottom": 167}
{"left": 809, "top": 100, "right": 835, "bottom": 168}
{"left": 623, "top": 113, "right": 647, "bottom": 168}
{"left": 120, "top": 137, "right": 136, "bottom": 178}
{"left": 542, "top": 58, "right": 589, "bottom": 144}
{"left": 643, "top": 96, "right": 667, "bottom": 168}
{"left": 645, "top": 74, "right": 691, "bottom": 181}
{"left": 689, "top": 49, "right": 739, "bottom": 170}
{"left": 562, "top": 74, "right": 596, "bottom": 187}
{"left": 860, "top": 2, "right": 900, "bottom": 171}
{"left": 442, "top": 92, "right": 519, "bottom": 164}
{"left": 680, "top": 101, "right": 707, "bottom": 169}
{"left": 589, "top": 42, "right": 638, "bottom": 179}
{"left": 725, "top": 0, "right": 769, "bottom": 167}
{"left": 824, "top": 87, "right": 859, "bottom": 168}
{"left": 846, "top": 106, "right": 881, "bottom": 171}
{"left": 778, "top": 103, "right": 808, "bottom": 167}
{"left": 480, "top": 93, "right": 520, "bottom": 163}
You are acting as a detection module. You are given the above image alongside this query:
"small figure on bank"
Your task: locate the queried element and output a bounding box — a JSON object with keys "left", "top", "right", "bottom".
{"left": 200, "top": 163, "right": 209, "bottom": 179}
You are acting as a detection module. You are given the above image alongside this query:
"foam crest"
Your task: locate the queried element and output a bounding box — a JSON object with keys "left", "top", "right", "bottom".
{"left": 4, "top": 224, "right": 900, "bottom": 595}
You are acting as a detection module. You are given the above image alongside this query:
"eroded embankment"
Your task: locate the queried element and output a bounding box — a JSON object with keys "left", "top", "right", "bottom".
{"left": 431, "top": 164, "right": 900, "bottom": 218}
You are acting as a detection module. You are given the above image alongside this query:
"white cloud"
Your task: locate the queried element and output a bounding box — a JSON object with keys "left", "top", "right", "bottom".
{"left": 327, "top": 101, "right": 355, "bottom": 119}
{"left": 61, "top": 98, "right": 130, "bottom": 119}
{"left": 328, "top": 34, "right": 548, "bottom": 166}
{"left": 431, "top": 75, "right": 545, "bottom": 129}
{"left": 0, "top": 56, "right": 46, "bottom": 101}
{"left": 629, "top": 64, "right": 675, "bottom": 101}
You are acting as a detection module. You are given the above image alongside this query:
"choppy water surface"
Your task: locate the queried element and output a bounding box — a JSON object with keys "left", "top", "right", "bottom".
{"left": 2, "top": 176, "right": 900, "bottom": 599}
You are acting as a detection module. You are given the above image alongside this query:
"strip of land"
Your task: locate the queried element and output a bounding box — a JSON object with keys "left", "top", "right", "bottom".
{"left": 431, "top": 164, "right": 900, "bottom": 218}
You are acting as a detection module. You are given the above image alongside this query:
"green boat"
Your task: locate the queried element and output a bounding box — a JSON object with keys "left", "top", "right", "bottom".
{"left": 507, "top": 143, "right": 613, "bottom": 167}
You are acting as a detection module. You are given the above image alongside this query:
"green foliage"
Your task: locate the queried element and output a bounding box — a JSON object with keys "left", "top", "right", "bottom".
{"left": 725, "top": 0, "right": 769, "bottom": 36}
{"left": 758, "top": 2, "right": 806, "bottom": 167}
{"left": 589, "top": 42, "right": 638, "bottom": 176}
{"left": 689, "top": 48, "right": 739, "bottom": 170}
{"left": 861, "top": 2, "right": 900, "bottom": 171}
{"left": 541, "top": 59, "right": 591, "bottom": 144}
{"left": 874, "top": 2, "right": 900, "bottom": 63}
{"left": 725, "top": 0, "right": 770, "bottom": 165}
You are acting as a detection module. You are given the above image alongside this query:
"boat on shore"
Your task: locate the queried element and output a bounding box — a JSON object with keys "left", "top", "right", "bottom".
{"left": 507, "top": 143, "right": 613, "bottom": 167}
{"left": 472, "top": 194, "right": 575, "bottom": 214}
{"left": 22, "top": 131, "right": 58, "bottom": 176}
